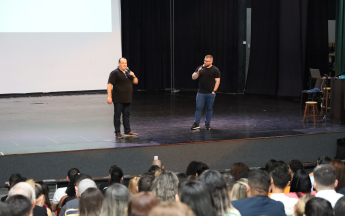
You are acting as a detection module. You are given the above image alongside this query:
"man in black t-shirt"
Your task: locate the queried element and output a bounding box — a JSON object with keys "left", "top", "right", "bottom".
{"left": 107, "top": 57, "right": 139, "bottom": 139}
{"left": 191, "top": 55, "right": 220, "bottom": 130}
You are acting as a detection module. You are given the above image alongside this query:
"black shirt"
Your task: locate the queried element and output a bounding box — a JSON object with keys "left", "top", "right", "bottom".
{"left": 195, "top": 65, "right": 221, "bottom": 93}
{"left": 108, "top": 67, "right": 134, "bottom": 103}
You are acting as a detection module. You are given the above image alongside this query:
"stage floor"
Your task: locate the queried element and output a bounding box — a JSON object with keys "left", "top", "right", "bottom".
{"left": 1, "top": 91, "right": 344, "bottom": 155}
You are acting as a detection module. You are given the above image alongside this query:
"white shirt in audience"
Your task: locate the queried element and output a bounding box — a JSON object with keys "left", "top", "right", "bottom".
{"left": 52, "top": 187, "right": 67, "bottom": 204}
{"left": 316, "top": 190, "right": 343, "bottom": 207}
{"left": 270, "top": 193, "right": 298, "bottom": 215}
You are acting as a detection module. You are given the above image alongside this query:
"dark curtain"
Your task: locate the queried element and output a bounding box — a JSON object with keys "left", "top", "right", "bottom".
{"left": 336, "top": 0, "right": 345, "bottom": 75}
{"left": 246, "top": 0, "right": 329, "bottom": 97}
{"left": 121, "top": 0, "right": 170, "bottom": 90}
{"left": 245, "top": 0, "right": 279, "bottom": 95}
{"left": 173, "top": 0, "right": 238, "bottom": 92}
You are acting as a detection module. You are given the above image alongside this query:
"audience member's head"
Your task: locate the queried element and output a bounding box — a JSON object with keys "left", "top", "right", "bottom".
{"left": 109, "top": 166, "right": 124, "bottom": 186}
{"left": 178, "top": 181, "right": 217, "bottom": 216}
{"left": 8, "top": 182, "right": 35, "bottom": 204}
{"left": 186, "top": 161, "right": 199, "bottom": 176}
{"left": 154, "top": 168, "right": 163, "bottom": 178}
{"left": 247, "top": 170, "right": 270, "bottom": 197}
{"left": 128, "top": 176, "right": 140, "bottom": 195}
{"left": 199, "top": 170, "right": 234, "bottom": 215}
{"left": 264, "top": 159, "right": 277, "bottom": 171}
{"left": 100, "top": 183, "right": 131, "bottom": 216}
{"left": 151, "top": 170, "right": 179, "bottom": 201}
{"left": 222, "top": 172, "right": 236, "bottom": 192}
{"left": 128, "top": 192, "right": 159, "bottom": 216}
{"left": 5, "top": 195, "right": 31, "bottom": 216}
{"left": 270, "top": 165, "right": 291, "bottom": 191}
{"left": 230, "top": 162, "right": 250, "bottom": 180}
{"left": 149, "top": 201, "right": 195, "bottom": 216}
{"left": 290, "top": 170, "right": 312, "bottom": 196}
{"left": 41, "top": 184, "right": 52, "bottom": 210}
{"left": 79, "top": 188, "right": 104, "bottom": 216}
{"left": 177, "top": 173, "right": 188, "bottom": 184}
{"left": 138, "top": 173, "right": 154, "bottom": 192}
{"left": 196, "top": 162, "right": 209, "bottom": 176}
{"left": 334, "top": 196, "right": 345, "bottom": 216}
{"left": 0, "top": 202, "right": 12, "bottom": 216}
{"left": 316, "top": 156, "right": 332, "bottom": 166}
{"left": 289, "top": 159, "right": 304, "bottom": 178}
{"left": 75, "top": 174, "right": 92, "bottom": 187}
{"left": 294, "top": 194, "right": 315, "bottom": 216}
{"left": 304, "top": 197, "right": 333, "bottom": 216}
{"left": 77, "top": 179, "right": 97, "bottom": 198}
{"left": 33, "top": 182, "right": 45, "bottom": 206}
{"left": 330, "top": 159, "right": 345, "bottom": 192}
{"left": 151, "top": 159, "right": 164, "bottom": 169}
{"left": 148, "top": 165, "right": 160, "bottom": 174}
{"left": 313, "top": 164, "right": 337, "bottom": 191}
{"left": 267, "top": 161, "right": 287, "bottom": 174}
{"left": 230, "top": 178, "right": 248, "bottom": 201}
{"left": 8, "top": 174, "right": 22, "bottom": 189}
{"left": 67, "top": 168, "right": 80, "bottom": 181}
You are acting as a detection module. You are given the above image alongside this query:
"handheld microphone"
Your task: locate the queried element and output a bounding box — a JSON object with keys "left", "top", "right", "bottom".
{"left": 125, "top": 67, "right": 130, "bottom": 78}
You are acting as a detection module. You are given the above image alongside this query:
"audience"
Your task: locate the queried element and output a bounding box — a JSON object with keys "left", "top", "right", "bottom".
{"left": 51, "top": 168, "right": 80, "bottom": 212}
{"left": 230, "top": 178, "right": 248, "bottom": 201}
{"left": 100, "top": 183, "right": 131, "bottom": 216}
{"left": 288, "top": 159, "right": 304, "bottom": 180}
{"left": 128, "top": 176, "right": 140, "bottom": 195}
{"left": 0, "top": 202, "right": 12, "bottom": 216}
{"left": 230, "top": 162, "right": 250, "bottom": 181}
{"left": 334, "top": 196, "right": 345, "bottom": 216}
{"left": 232, "top": 170, "right": 285, "bottom": 216}
{"left": 149, "top": 201, "right": 195, "bottom": 216}
{"left": 264, "top": 159, "right": 277, "bottom": 172}
{"left": 177, "top": 173, "right": 188, "bottom": 183}
{"left": 5, "top": 195, "right": 31, "bottom": 216}
{"left": 151, "top": 170, "right": 179, "bottom": 201}
{"left": 269, "top": 165, "right": 298, "bottom": 215}
{"left": 7, "top": 182, "right": 36, "bottom": 216}
{"left": 313, "top": 164, "right": 344, "bottom": 207}
{"left": 66, "top": 188, "right": 103, "bottom": 216}
{"left": 1, "top": 173, "right": 26, "bottom": 202}
{"left": 99, "top": 165, "right": 124, "bottom": 194}
{"left": 330, "top": 159, "right": 345, "bottom": 192}
{"left": 199, "top": 170, "right": 240, "bottom": 216}
{"left": 221, "top": 172, "right": 236, "bottom": 196}
{"left": 31, "top": 181, "right": 53, "bottom": 216}
{"left": 185, "top": 161, "right": 209, "bottom": 176}
{"left": 177, "top": 180, "right": 217, "bottom": 216}
{"left": 138, "top": 173, "right": 155, "bottom": 192}
{"left": 286, "top": 169, "right": 316, "bottom": 198}
{"left": 304, "top": 197, "right": 333, "bottom": 216}
{"left": 151, "top": 159, "right": 164, "bottom": 170}
{"left": 293, "top": 194, "right": 315, "bottom": 216}
{"left": 128, "top": 192, "right": 159, "bottom": 216}
{"left": 59, "top": 177, "right": 96, "bottom": 216}
{"left": 309, "top": 156, "right": 332, "bottom": 190}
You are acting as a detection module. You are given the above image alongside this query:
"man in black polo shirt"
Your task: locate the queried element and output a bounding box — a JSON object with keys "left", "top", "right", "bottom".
{"left": 107, "top": 57, "right": 138, "bottom": 138}
{"left": 191, "top": 55, "right": 220, "bottom": 130}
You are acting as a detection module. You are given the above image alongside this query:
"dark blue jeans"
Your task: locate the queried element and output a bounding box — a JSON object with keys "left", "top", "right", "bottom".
{"left": 194, "top": 93, "right": 216, "bottom": 124}
{"left": 113, "top": 103, "right": 131, "bottom": 134}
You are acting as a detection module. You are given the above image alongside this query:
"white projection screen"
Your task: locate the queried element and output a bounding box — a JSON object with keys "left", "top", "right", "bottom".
{"left": 0, "top": 0, "right": 121, "bottom": 94}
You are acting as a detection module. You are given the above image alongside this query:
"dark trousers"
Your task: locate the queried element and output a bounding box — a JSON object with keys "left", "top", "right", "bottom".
{"left": 113, "top": 103, "right": 131, "bottom": 134}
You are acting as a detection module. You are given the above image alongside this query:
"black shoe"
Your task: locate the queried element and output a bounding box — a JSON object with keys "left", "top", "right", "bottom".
{"left": 191, "top": 123, "right": 200, "bottom": 130}
{"left": 205, "top": 124, "right": 211, "bottom": 130}
{"left": 116, "top": 133, "right": 123, "bottom": 139}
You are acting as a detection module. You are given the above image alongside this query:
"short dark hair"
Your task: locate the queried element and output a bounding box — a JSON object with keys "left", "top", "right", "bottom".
{"left": 186, "top": 161, "right": 199, "bottom": 176}
{"left": 177, "top": 173, "right": 188, "bottom": 184}
{"left": 6, "top": 195, "right": 31, "bottom": 216}
{"left": 138, "top": 173, "right": 154, "bottom": 192}
{"left": 67, "top": 168, "right": 80, "bottom": 180}
{"left": 334, "top": 196, "right": 345, "bottom": 216}
{"left": 196, "top": 162, "right": 209, "bottom": 176}
{"left": 289, "top": 160, "right": 304, "bottom": 174}
{"left": 0, "top": 202, "right": 12, "bottom": 216}
{"left": 221, "top": 172, "right": 236, "bottom": 191}
{"left": 148, "top": 165, "right": 160, "bottom": 173}
{"left": 264, "top": 159, "right": 277, "bottom": 171}
{"left": 8, "top": 174, "right": 22, "bottom": 188}
{"left": 270, "top": 166, "right": 291, "bottom": 189}
{"left": 248, "top": 170, "right": 270, "bottom": 195}
{"left": 314, "top": 165, "right": 336, "bottom": 188}
{"left": 305, "top": 198, "right": 333, "bottom": 216}
{"left": 290, "top": 170, "right": 312, "bottom": 195}
{"left": 118, "top": 57, "right": 127, "bottom": 63}
{"left": 267, "top": 161, "right": 287, "bottom": 174}
{"left": 317, "top": 156, "right": 332, "bottom": 166}
{"left": 109, "top": 166, "right": 123, "bottom": 185}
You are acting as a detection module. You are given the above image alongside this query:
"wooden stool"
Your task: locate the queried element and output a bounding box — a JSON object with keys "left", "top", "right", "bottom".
{"left": 303, "top": 101, "right": 319, "bottom": 123}
{"left": 321, "top": 87, "right": 331, "bottom": 115}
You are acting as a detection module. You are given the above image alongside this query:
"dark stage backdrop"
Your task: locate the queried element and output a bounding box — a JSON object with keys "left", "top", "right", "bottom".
{"left": 121, "top": 0, "right": 171, "bottom": 90}
{"left": 173, "top": 0, "right": 238, "bottom": 92}
{"left": 121, "top": 0, "right": 239, "bottom": 93}
{"left": 246, "top": 0, "right": 329, "bottom": 97}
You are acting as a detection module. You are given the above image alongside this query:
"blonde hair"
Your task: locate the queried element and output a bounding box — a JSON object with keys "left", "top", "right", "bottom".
{"left": 149, "top": 201, "right": 195, "bottom": 216}
{"left": 230, "top": 178, "right": 248, "bottom": 201}
{"left": 205, "top": 55, "right": 213, "bottom": 59}
{"left": 295, "top": 194, "right": 315, "bottom": 216}
{"left": 155, "top": 169, "right": 163, "bottom": 178}
{"left": 128, "top": 176, "right": 140, "bottom": 195}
